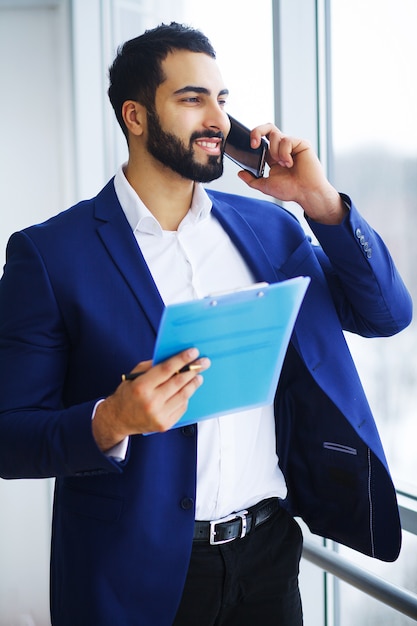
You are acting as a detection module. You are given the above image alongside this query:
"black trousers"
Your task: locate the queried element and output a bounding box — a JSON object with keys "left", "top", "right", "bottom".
{"left": 173, "top": 506, "right": 303, "bottom": 626}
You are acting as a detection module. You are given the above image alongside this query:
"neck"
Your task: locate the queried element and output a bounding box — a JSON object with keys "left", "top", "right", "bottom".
{"left": 124, "top": 154, "right": 195, "bottom": 231}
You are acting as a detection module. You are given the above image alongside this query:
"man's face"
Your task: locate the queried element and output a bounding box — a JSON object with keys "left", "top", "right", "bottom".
{"left": 145, "top": 51, "right": 231, "bottom": 183}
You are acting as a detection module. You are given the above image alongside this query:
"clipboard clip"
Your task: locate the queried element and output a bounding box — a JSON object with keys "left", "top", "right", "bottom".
{"left": 207, "top": 282, "right": 269, "bottom": 306}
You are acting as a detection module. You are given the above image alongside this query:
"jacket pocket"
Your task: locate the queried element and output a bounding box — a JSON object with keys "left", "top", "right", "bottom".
{"left": 61, "top": 485, "right": 123, "bottom": 522}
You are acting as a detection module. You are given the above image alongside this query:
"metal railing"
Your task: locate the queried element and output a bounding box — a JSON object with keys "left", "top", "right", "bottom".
{"left": 301, "top": 493, "right": 417, "bottom": 621}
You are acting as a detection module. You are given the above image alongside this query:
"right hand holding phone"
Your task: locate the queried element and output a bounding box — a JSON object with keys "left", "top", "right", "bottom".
{"left": 238, "top": 123, "right": 347, "bottom": 225}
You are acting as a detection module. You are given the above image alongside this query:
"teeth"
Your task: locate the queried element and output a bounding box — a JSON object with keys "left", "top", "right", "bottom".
{"left": 198, "top": 140, "right": 217, "bottom": 149}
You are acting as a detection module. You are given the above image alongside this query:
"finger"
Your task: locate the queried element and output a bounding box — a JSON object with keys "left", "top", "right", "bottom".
{"left": 238, "top": 169, "right": 261, "bottom": 187}
{"left": 249, "top": 122, "right": 280, "bottom": 146}
{"left": 176, "top": 356, "right": 211, "bottom": 375}
{"left": 247, "top": 124, "right": 293, "bottom": 171}
{"left": 140, "top": 370, "right": 206, "bottom": 434}
{"left": 127, "top": 348, "right": 202, "bottom": 385}
{"left": 158, "top": 356, "right": 210, "bottom": 402}
{"left": 124, "top": 346, "right": 204, "bottom": 384}
{"left": 154, "top": 347, "right": 202, "bottom": 382}
{"left": 122, "top": 359, "right": 153, "bottom": 382}
{"left": 267, "top": 133, "right": 294, "bottom": 168}
{"left": 161, "top": 373, "right": 205, "bottom": 429}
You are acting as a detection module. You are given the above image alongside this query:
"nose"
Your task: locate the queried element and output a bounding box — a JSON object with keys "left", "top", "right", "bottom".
{"left": 204, "top": 102, "right": 230, "bottom": 136}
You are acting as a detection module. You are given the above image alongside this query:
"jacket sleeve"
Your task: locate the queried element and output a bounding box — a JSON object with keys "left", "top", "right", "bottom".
{"left": 306, "top": 196, "right": 412, "bottom": 337}
{"left": 0, "top": 231, "right": 121, "bottom": 479}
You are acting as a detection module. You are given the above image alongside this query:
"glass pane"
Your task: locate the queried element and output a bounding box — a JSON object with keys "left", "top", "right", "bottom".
{"left": 178, "top": 0, "right": 274, "bottom": 197}
{"left": 330, "top": 0, "right": 417, "bottom": 622}
{"left": 181, "top": 0, "right": 274, "bottom": 125}
{"left": 330, "top": 0, "right": 417, "bottom": 493}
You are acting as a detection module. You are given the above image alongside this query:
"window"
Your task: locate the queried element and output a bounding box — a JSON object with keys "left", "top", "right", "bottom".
{"left": 328, "top": 1, "right": 417, "bottom": 623}
{"left": 173, "top": 0, "right": 275, "bottom": 197}
{"left": 330, "top": 0, "right": 417, "bottom": 497}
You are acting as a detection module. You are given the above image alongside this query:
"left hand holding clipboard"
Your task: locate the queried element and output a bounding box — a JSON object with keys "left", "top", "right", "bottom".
{"left": 92, "top": 348, "right": 211, "bottom": 450}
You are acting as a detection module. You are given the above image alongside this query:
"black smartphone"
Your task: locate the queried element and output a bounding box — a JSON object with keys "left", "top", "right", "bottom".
{"left": 224, "top": 115, "right": 268, "bottom": 178}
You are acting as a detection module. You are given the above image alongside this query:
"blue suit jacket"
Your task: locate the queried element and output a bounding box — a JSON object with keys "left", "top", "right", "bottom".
{"left": 0, "top": 180, "right": 412, "bottom": 625}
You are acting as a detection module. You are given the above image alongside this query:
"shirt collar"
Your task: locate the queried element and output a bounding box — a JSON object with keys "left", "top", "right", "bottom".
{"left": 113, "top": 164, "right": 213, "bottom": 236}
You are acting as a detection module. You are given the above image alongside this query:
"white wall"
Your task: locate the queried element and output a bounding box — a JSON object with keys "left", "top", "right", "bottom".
{"left": 0, "top": 2, "right": 72, "bottom": 624}
{"left": 0, "top": 0, "right": 74, "bottom": 260}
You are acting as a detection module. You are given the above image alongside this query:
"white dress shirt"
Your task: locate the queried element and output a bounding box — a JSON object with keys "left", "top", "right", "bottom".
{"left": 113, "top": 166, "right": 287, "bottom": 519}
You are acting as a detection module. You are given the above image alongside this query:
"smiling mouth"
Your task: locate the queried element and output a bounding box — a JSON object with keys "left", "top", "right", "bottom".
{"left": 194, "top": 138, "right": 223, "bottom": 156}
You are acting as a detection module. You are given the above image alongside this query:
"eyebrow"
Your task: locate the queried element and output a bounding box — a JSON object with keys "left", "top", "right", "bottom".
{"left": 173, "top": 86, "right": 229, "bottom": 97}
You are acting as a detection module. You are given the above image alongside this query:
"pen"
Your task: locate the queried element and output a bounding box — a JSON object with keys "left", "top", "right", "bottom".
{"left": 121, "top": 363, "right": 203, "bottom": 382}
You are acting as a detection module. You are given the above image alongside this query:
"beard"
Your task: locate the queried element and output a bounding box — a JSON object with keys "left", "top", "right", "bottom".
{"left": 145, "top": 108, "right": 225, "bottom": 183}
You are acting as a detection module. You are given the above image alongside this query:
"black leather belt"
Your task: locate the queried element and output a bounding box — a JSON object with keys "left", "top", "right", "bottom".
{"left": 193, "top": 498, "right": 280, "bottom": 545}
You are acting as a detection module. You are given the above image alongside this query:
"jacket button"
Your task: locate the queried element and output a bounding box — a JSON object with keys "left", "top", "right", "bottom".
{"left": 181, "top": 425, "right": 195, "bottom": 437}
{"left": 180, "top": 497, "right": 194, "bottom": 510}
{"left": 355, "top": 228, "right": 362, "bottom": 238}
{"left": 366, "top": 249, "right": 372, "bottom": 258}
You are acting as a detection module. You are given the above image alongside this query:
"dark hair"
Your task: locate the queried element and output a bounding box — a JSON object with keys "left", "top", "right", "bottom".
{"left": 108, "top": 22, "right": 216, "bottom": 139}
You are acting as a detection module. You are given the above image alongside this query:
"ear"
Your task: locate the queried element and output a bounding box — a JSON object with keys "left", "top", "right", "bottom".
{"left": 122, "top": 100, "right": 146, "bottom": 137}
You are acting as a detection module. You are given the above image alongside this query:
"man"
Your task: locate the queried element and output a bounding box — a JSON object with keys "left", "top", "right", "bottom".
{"left": 0, "top": 22, "right": 412, "bottom": 626}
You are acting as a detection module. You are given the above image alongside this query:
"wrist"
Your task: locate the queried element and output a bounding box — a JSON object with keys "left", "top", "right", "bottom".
{"left": 301, "top": 187, "right": 348, "bottom": 225}
{"left": 92, "top": 396, "right": 127, "bottom": 453}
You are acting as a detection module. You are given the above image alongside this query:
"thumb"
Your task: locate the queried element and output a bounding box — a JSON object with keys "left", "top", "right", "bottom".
{"left": 237, "top": 170, "right": 264, "bottom": 189}
{"left": 237, "top": 170, "right": 270, "bottom": 196}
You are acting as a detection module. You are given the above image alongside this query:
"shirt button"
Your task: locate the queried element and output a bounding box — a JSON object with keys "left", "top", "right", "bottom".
{"left": 356, "top": 228, "right": 362, "bottom": 238}
{"left": 366, "top": 249, "right": 373, "bottom": 258}
{"left": 180, "top": 497, "right": 194, "bottom": 510}
{"left": 181, "top": 425, "right": 195, "bottom": 437}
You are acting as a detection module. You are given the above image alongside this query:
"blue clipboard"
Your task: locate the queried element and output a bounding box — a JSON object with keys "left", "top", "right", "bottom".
{"left": 152, "top": 276, "right": 310, "bottom": 429}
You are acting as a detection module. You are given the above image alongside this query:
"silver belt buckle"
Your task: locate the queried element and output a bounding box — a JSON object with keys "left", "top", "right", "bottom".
{"left": 209, "top": 509, "right": 249, "bottom": 545}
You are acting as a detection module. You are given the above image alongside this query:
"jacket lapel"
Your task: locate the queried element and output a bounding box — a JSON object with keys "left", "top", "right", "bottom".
{"left": 93, "top": 180, "right": 164, "bottom": 335}
{"left": 210, "top": 194, "right": 285, "bottom": 284}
